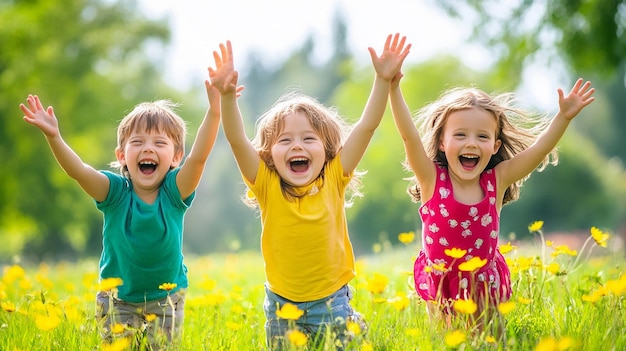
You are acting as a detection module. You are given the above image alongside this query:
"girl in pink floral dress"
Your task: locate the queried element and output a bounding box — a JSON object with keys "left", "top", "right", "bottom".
{"left": 389, "top": 76, "right": 595, "bottom": 326}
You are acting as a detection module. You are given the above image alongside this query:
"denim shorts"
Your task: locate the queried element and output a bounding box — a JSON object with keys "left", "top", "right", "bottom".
{"left": 264, "top": 284, "right": 366, "bottom": 350}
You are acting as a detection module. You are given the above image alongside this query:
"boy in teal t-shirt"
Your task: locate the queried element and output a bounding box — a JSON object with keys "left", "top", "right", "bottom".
{"left": 19, "top": 77, "right": 223, "bottom": 346}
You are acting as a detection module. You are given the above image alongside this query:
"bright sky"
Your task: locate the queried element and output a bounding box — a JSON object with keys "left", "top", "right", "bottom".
{"left": 137, "top": 0, "right": 558, "bottom": 109}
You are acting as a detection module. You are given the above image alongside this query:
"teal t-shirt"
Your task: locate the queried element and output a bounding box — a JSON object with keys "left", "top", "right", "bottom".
{"left": 96, "top": 169, "right": 193, "bottom": 302}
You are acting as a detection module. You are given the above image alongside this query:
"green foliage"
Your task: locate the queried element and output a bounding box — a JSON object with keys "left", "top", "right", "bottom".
{"left": 0, "top": 0, "right": 180, "bottom": 260}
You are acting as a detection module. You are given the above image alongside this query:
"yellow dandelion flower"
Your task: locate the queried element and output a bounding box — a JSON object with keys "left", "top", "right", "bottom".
{"left": 144, "top": 314, "right": 157, "bottom": 322}
{"left": 444, "top": 248, "right": 467, "bottom": 259}
{"left": 3, "top": 265, "right": 25, "bottom": 284}
{"left": 486, "top": 335, "right": 496, "bottom": 343}
{"left": 546, "top": 240, "right": 554, "bottom": 247}
{"left": 276, "top": 303, "right": 304, "bottom": 320}
{"left": 388, "top": 294, "right": 410, "bottom": 311}
{"left": 98, "top": 277, "right": 123, "bottom": 292}
{"left": 606, "top": 276, "right": 626, "bottom": 295}
{"left": 367, "top": 273, "right": 389, "bottom": 294}
{"left": 558, "top": 336, "right": 575, "bottom": 350}
{"left": 362, "top": 342, "right": 374, "bottom": 351}
{"left": 546, "top": 262, "right": 560, "bottom": 275}
{"left": 158, "top": 283, "right": 177, "bottom": 291}
{"left": 433, "top": 262, "right": 448, "bottom": 272}
{"left": 445, "top": 330, "right": 466, "bottom": 348}
{"left": 287, "top": 330, "right": 308, "bottom": 347}
{"left": 534, "top": 337, "right": 557, "bottom": 351}
{"left": 453, "top": 299, "right": 477, "bottom": 314}
{"left": 458, "top": 257, "right": 487, "bottom": 272}
{"left": 1, "top": 301, "right": 15, "bottom": 312}
{"left": 499, "top": 242, "right": 516, "bottom": 254}
{"left": 398, "top": 231, "right": 415, "bottom": 244}
{"left": 102, "top": 338, "right": 130, "bottom": 351}
{"left": 528, "top": 221, "right": 544, "bottom": 232}
{"left": 517, "top": 296, "right": 533, "bottom": 304}
{"left": 35, "top": 314, "right": 61, "bottom": 331}
{"left": 554, "top": 245, "right": 577, "bottom": 257}
{"left": 497, "top": 301, "right": 516, "bottom": 315}
{"left": 590, "top": 227, "right": 609, "bottom": 248}
{"left": 347, "top": 321, "right": 361, "bottom": 335}
{"left": 111, "top": 323, "right": 126, "bottom": 334}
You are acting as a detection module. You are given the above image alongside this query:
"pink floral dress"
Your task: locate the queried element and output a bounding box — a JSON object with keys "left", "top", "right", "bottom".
{"left": 413, "top": 165, "right": 511, "bottom": 308}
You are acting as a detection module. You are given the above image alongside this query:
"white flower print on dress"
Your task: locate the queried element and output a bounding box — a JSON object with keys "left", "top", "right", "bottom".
{"left": 419, "top": 283, "right": 429, "bottom": 291}
{"left": 439, "top": 237, "right": 450, "bottom": 246}
{"left": 461, "top": 220, "right": 471, "bottom": 229}
{"left": 459, "top": 278, "right": 468, "bottom": 289}
{"left": 490, "top": 230, "right": 498, "bottom": 239}
{"left": 487, "top": 180, "right": 494, "bottom": 192}
{"left": 478, "top": 273, "right": 486, "bottom": 282}
{"left": 462, "top": 229, "right": 472, "bottom": 238}
{"left": 428, "top": 223, "right": 439, "bottom": 233}
{"left": 425, "top": 236, "right": 434, "bottom": 245}
{"left": 475, "top": 238, "right": 484, "bottom": 249}
{"left": 439, "top": 187, "right": 450, "bottom": 199}
{"left": 481, "top": 213, "right": 493, "bottom": 227}
{"left": 421, "top": 207, "right": 430, "bottom": 215}
{"left": 448, "top": 219, "right": 458, "bottom": 228}
{"left": 469, "top": 207, "right": 478, "bottom": 219}
{"left": 490, "top": 197, "right": 496, "bottom": 205}
{"left": 439, "top": 204, "right": 449, "bottom": 217}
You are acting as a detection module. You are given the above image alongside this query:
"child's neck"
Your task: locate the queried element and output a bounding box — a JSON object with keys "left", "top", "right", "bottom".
{"left": 449, "top": 177, "right": 485, "bottom": 205}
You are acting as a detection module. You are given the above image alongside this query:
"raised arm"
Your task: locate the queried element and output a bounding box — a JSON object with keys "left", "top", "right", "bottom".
{"left": 341, "top": 33, "right": 411, "bottom": 175}
{"left": 176, "top": 81, "right": 221, "bottom": 199}
{"left": 497, "top": 78, "right": 596, "bottom": 188}
{"left": 389, "top": 73, "right": 436, "bottom": 199}
{"left": 209, "top": 41, "right": 259, "bottom": 184}
{"left": 20, "top": 95, "right": 109, "bottom": 201}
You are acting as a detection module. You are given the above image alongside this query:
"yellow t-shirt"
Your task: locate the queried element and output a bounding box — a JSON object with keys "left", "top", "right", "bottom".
{"left": 244, "top": 156, "right": 356, "bottom": 302}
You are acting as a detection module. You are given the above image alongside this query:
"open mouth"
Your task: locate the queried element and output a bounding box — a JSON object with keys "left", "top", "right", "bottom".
{"left": 139, "top": 160, "right": 158, "bottom": 175}
{"left": 459, "top": 154, "right": 479, "bottom": 168}
{"left": 289, "top": 157, "right": 310, "bottom": 173}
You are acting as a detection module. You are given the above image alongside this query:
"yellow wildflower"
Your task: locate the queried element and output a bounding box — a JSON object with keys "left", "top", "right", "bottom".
{"left": 367, "top": 273, "right": 389, "bottom": 294}
{"left": 398, "top": 231, "right": 415, "bottom": 244}
{"left": 2, "top": 265, "right": 25, "bottom": 284}
{"left": 102, "top": 338, "right": 130, "bottom": 351}
{"left": 535, "top": 337, "right": 557, "bottom": 351}
{"left": 287, "top": 330, "right": 308, "bottom": 347}
{"left": 497, "top": 301, "right": 516, "bottom": 315}
{"left": 458, "top": 257, "right": 487, "bottom": 272}
{"left": 444, "top": 248, "right": 467, "bottom": 259}
{"left": 590, "top": 227, "right": 609, "bottom": 248}
{"left": 111, "top": 323, "right": 126, "bottom": 334}
{"left": 444, "top": 330, "right": 466, "bottom": 347}
{"left": 388, "top": 294, "right": 410, "bottom": 311}
{"left": 453, "top": 299, "right": 477, "bottom": 314}
{"left": 1, "top": 301, "right": 15, "bottom": 312}
{"left": 486, "top": 335, "right": 496, "bottom": 343}
{"left": 276, "top": 303, "right": 304, "bottom": 320}
{"left": 546, "top": 262, "right": 561, "bottom": 275}
{"left": 158, "top": 282, "right": 177, "bottom": 291}
{"left": 347, "top": 321, "right": 362, "bottom": 335}
{"left": 499, "top": 242, "right": 516, "bottom": 254}
{"left": 517, "top": 296, "right": 533, "bottom": 304}
{"left": 35, "top": 314, "right": 61, "bottom": 331}
{"left": 144, "top": 314, "right": 157, "bottom": 322}
{"left": 98, "top": 277, "right": 123, "bottom": 292}
{"left": 528, "top": 220, "right": 544, "bottom": 232}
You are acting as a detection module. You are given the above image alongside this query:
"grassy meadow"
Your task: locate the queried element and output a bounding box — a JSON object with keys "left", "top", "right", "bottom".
{"left": 0, "top": 224, "right": 624, "bottom": 350}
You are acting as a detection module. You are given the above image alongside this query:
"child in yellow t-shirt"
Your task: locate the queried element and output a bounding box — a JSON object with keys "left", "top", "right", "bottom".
{"left": 209, "top": 34, "right": 410, "bottom": 349}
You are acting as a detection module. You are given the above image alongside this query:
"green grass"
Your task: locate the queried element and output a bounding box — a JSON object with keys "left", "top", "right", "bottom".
{"left": 0, "top": 232, "right": 624, "bottom": 350}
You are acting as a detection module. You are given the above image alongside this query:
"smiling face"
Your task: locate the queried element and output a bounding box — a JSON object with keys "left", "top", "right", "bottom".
{"left": 439, "top": 107, "right": 502, "bottom": 182}
{"left": 270, "top": 111, "right": 326, "bottom": 187}
{"left": 115, "top": 129, "right": 183, "bottom": 192}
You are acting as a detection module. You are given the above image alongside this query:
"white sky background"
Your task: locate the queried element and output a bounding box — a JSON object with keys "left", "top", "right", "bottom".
{"left": 137, "top": 0, "right": 560, "bottom": 110}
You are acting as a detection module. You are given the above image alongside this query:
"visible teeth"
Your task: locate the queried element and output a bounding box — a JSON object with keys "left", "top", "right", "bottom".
{"left": 289, "top": 157, "right": 308, "bottom": 162}
{"left": 139, "top": 161, "right": 157, "bottom": 165}
{"left": 461, "top": 155, "right": 478, "bottom": 159}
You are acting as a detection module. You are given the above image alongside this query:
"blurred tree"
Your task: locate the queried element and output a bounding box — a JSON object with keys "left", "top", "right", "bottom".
{"left": 433, "top": 0, "right": 626, "bottom": 235}
{"left": 0, "top": 0, "right": 179, "bottom": 261}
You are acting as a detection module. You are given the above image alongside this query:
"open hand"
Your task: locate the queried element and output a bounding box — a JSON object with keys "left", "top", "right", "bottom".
{"left": 558, "top": 78, "right": 595, "bottom": 120}
{"left": 20, "top": 95, "right": 60, "bottom": 138}
{"left": 368, "top": 33, "right": 411, "bottom": 81}
{"left": 208, "top": 41, "right": 240, "bottom": 95}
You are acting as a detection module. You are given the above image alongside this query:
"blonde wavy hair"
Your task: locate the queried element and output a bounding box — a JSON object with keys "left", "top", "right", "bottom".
{"left": 406, "top": 87, "right": 557, "bottom": 205}
{"left": 244, "top": 91, "right": 364, "bottom": 207}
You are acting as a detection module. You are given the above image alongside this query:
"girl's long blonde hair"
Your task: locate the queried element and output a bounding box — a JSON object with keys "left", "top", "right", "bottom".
{"left": 244, "top": 91, "right": 364, "bottom": 207}
{"left": 407, "top": 87, "right": 557, "bottom": 204}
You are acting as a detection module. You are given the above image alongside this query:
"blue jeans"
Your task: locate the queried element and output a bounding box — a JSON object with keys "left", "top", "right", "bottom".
{"left": 264, "top": 284, "right": 366, "bottom": 350}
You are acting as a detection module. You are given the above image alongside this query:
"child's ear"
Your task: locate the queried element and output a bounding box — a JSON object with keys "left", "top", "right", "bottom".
{"left": 115, "top": 148, "right": 126, "bottom": 166}
{"left": 171, "top": 150, "right": 184, "bottom": 168}
{"left": 493, "top": 139, "right": 502, "bottom": 154}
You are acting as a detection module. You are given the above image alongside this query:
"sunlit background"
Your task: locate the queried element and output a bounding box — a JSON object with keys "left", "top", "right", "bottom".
{"left": 2, "top": 0, "right": 625, "bottom": 262}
